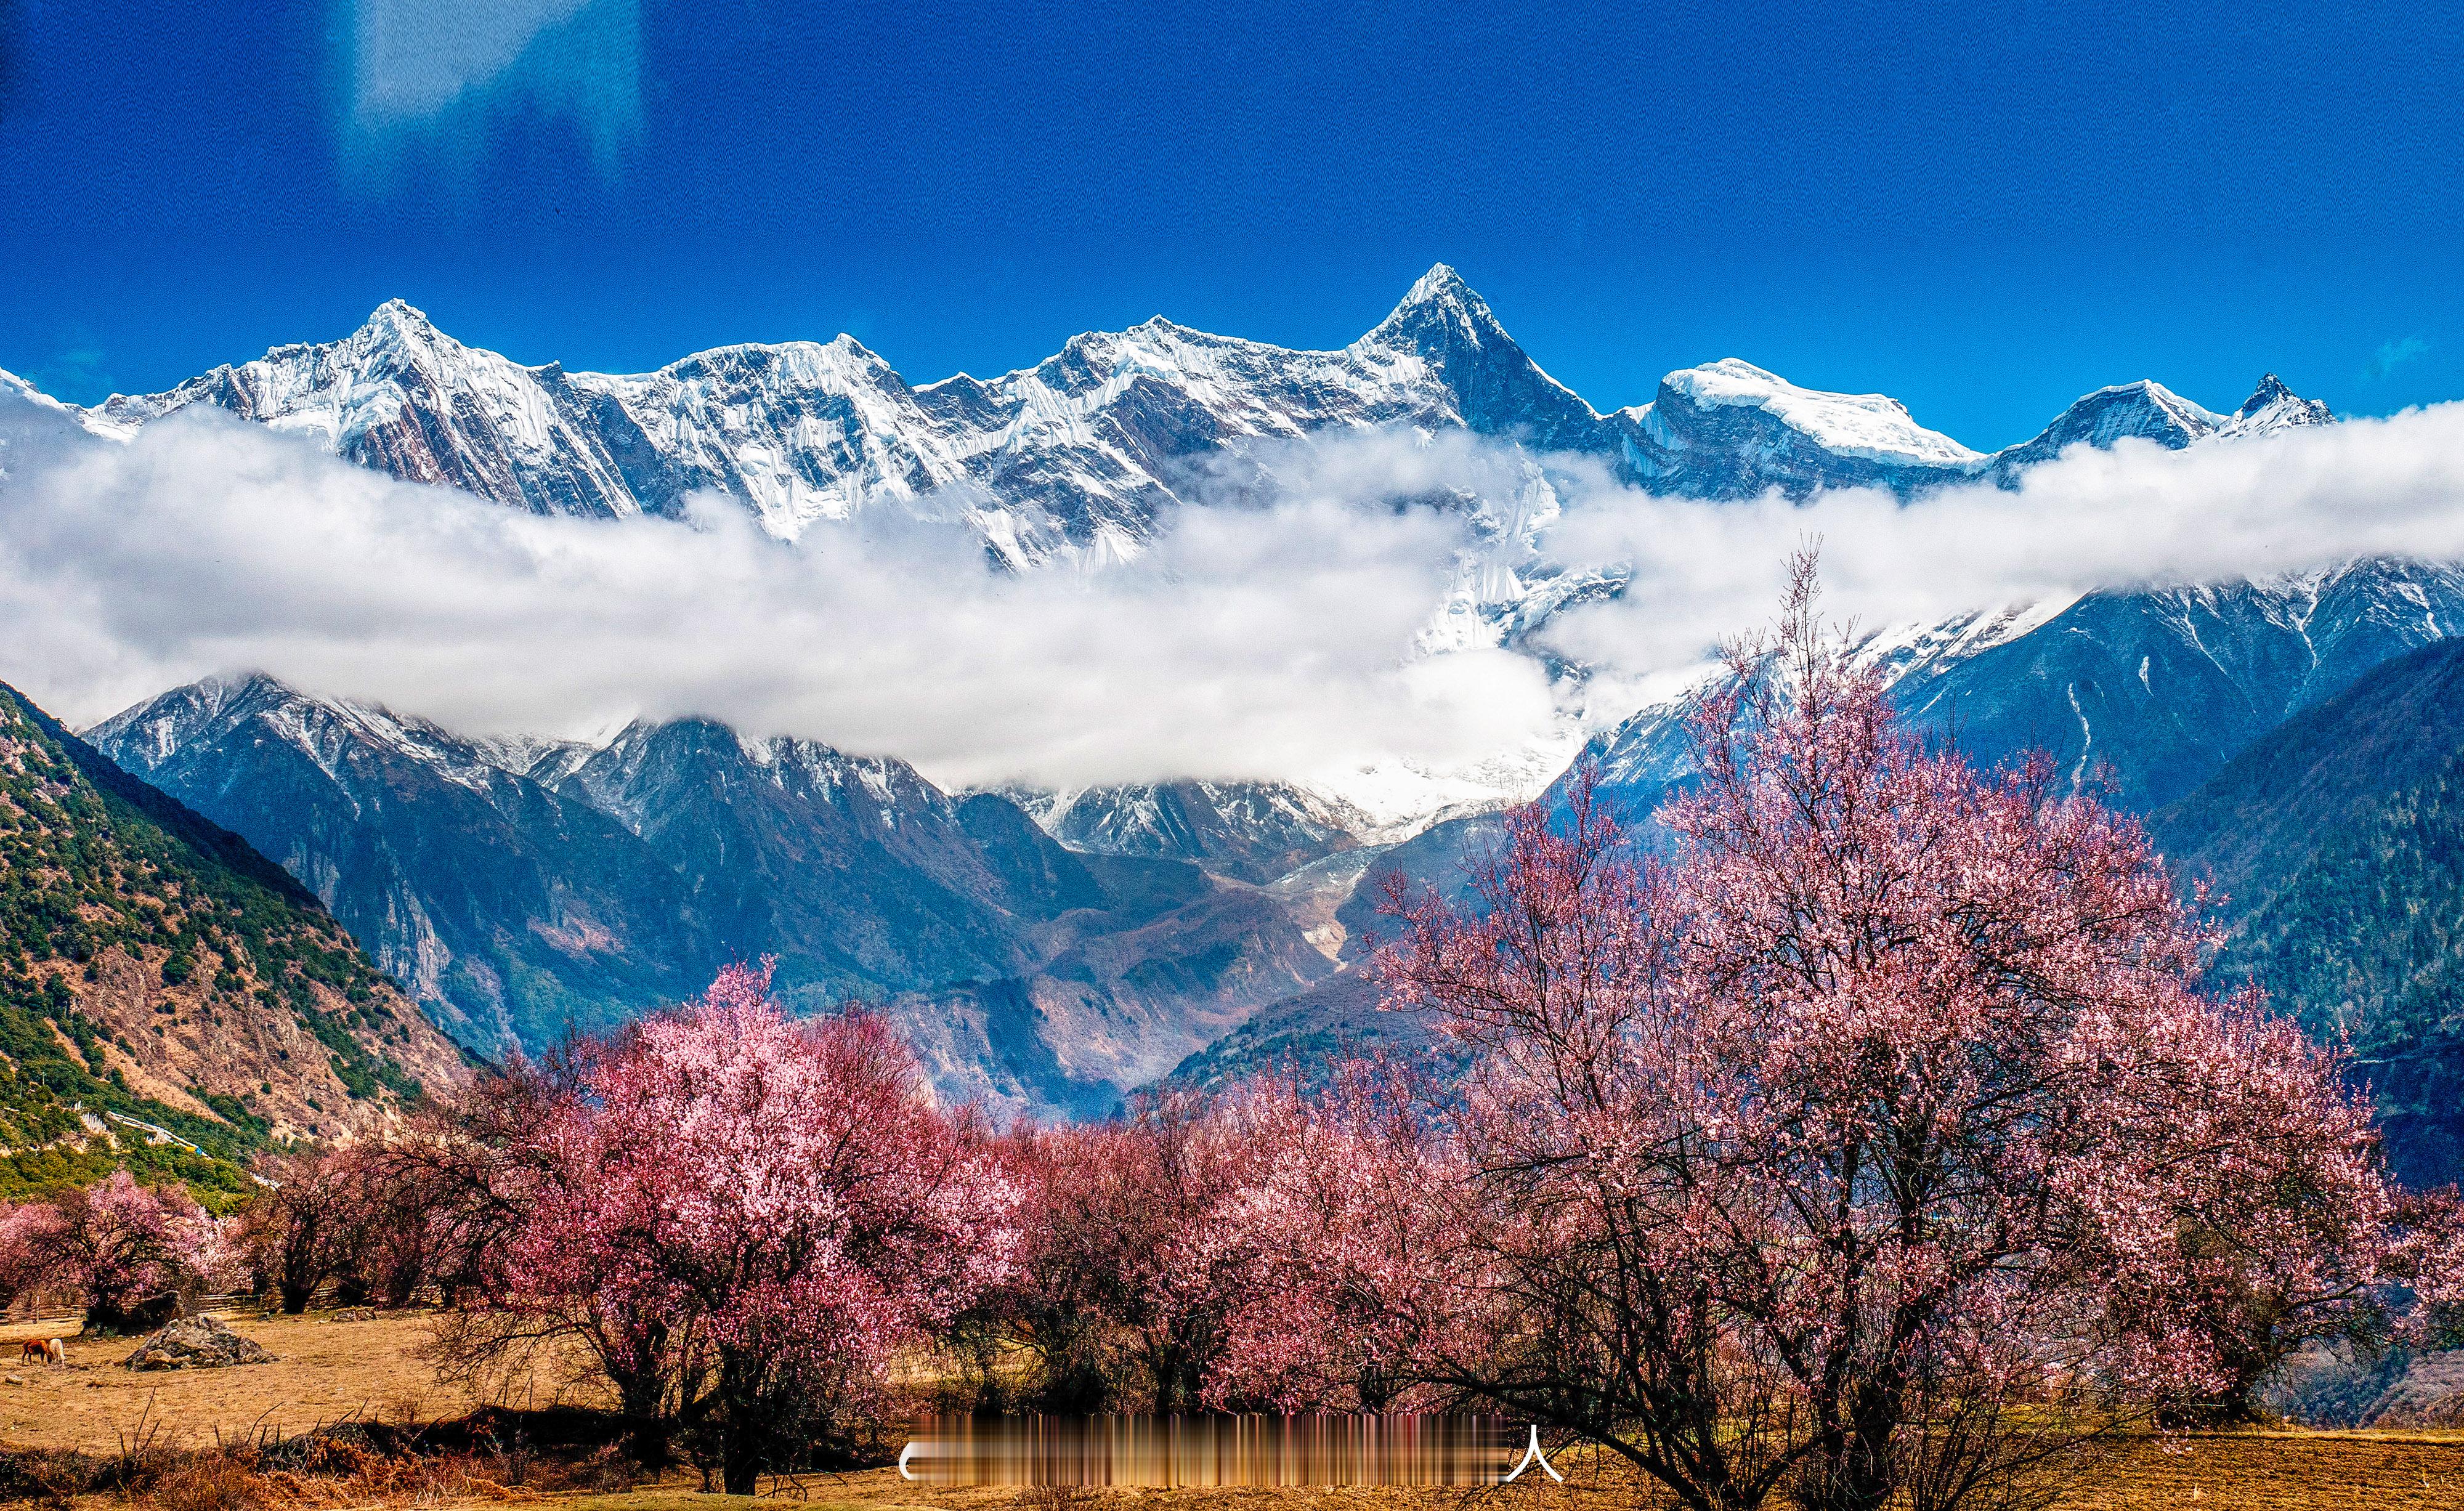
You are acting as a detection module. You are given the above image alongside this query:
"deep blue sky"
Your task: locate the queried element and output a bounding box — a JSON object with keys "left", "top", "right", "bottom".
{"left": 3, "top": 0, "right": 2458, "bottom": 448}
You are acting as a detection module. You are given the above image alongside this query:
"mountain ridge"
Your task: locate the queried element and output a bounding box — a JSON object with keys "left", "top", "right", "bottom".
{"left": 2149, "top": 639, "right": 2464, "bottom": 1186}
{"left": 30, "top": 268, "right": 2327, "bottom": 570}
{"left": 86, "top": 674, "right": 1345, "bottom": 1120}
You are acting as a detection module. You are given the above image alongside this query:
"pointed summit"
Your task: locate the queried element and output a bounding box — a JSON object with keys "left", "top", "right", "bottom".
{"left": 357, "top": 298, "right": 440, "bottom": 339}
{"left": 2221, "top": 372, "right": 2332, "bottom": 435}
{"left": 1990, "top": 379, "right": 2223, "bottom": 477}
{"left": 2239, "top": 372, "right": 2298, "bottom": 416}
{"left": 1400, "top": 262, "right": 1477, "bottom": 309}
{"left": 1354, "top": 263, "right": 1600, "bottom": 447}
{"left": 1361, "top": 262, "right": 1507, "bottom": 351}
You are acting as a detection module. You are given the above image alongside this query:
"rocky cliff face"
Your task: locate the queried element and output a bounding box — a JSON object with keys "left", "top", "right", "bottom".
{"left": 86, "top": 677, "right": 1345, "bottom": 1120}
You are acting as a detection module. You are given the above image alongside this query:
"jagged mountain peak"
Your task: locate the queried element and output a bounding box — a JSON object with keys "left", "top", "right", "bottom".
{"left": 360, "top": 296, "right": 439, "bottom": 334}
{"left": 89, "top": 674, "right": 546, "bottom": 806}
{"left": 57, "top": 277, "right": 2345, "bottom": 557}
{"left": 2240, "top": 372, "right": 2298, "bottom": 414}
{"left": 1988, "top": 378, "right": 2224, "bottom": 476}
{"left": 2223, "top": 371, "right": 2333, "bottom": 436}
{"left": 1358, "top": 261, "right": 1509, "bottom": 353}
{"left": 583, "top": 714, "right": 932, "bottom": 803}
{"left": 299, "top": 297, "right": 466, "bottom": 374}
{"left": 672, "top": 329, "right": 881, "bottom": 364}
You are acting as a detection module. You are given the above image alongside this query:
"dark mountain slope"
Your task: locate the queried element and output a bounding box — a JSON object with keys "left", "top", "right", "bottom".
{"left": 90, "top": 676, "right": 720, "bottom": 1053}
{"left": 1893, "top": 563, "right": 2464, "bottom": 812}
{"left": 2152, "top": 639, "right": 2464, "bottom": 907}
{"left": 2152, "top": 639, "right": 2464, "bottom": 1186}
{"left": 87, "top": 679, "right": 1343, "bottom": 1118}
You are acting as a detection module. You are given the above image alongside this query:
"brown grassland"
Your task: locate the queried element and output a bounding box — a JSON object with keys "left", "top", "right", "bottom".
{"left": 2, "top": 1314, "right": 2458, "bottom": 1510}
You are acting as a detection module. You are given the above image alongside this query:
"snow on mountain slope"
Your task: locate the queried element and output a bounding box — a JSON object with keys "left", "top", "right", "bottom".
{"left": 39, "top": 280, "right": 2354, "bottom": 838}
{"left": 84, "top": 674, "right": 1355, "bottom": 1119}
{"left": 1985, "top": 372, "right": 2322, "bottom": 479}
{"left": 1575, "top": 559, "right": 2464, "bottom": 824}
{"left": 1651, "top": 359, "right": 1984, "bottom": 467}
{"left": 67, "top": 266, "right": 1619, "bottom": 565}
{"left": 1608, "top": 360, "right": 1987, "bottom": 500}
{"left": 86, "top": 673, "right": 719, "bottom": 1050}
{"left": 1024, "top": 779, "right": 1368, "bottom": 885}
{"left": 55, "top": 265, "right": 2291, "bottom": 570}
{"left": 2217, "top": 373, "right": 2336, "bottom": 438}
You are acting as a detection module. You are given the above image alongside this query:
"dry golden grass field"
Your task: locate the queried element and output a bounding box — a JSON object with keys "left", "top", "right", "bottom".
{"left": 1, "top": 1311, "right": 599, "bottom": 1454}
{"left": 2, "top": 1313, "right": 2458, "bottom": 1509}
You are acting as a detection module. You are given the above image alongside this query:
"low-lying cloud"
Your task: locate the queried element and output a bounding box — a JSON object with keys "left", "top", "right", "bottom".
{"left": 1538, "top": 403, "right": 2464, "bottom": 694}
{"left": 4, "top": 392, "right": 2464, "bottom": 791}
{"left": 0, "top": 403, "right": 1554, "bottom": 788}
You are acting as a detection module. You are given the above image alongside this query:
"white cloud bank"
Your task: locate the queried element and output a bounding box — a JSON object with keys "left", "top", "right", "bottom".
{"left": 3, "top": 392, "right": 2463, "bottom": 791}
{"left": 1538, "top": 404, "right": 2464, "bottom": 690}
{"left": 0, "top": 405, "right": 1554, "bottom": 788}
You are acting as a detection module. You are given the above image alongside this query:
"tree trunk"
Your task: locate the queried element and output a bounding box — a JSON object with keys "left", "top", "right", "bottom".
{"left": 721, "top": 1430, "right": 761, "bottom": 1497}
{"left": 617, "top": 1370, "right": 673, "bottom": 1467}
{"left": 84, "top": 1290, "right": 182, "bottom": 1337}
{"left": 718, "top": 1352, "right": 766, "bottom": 1496}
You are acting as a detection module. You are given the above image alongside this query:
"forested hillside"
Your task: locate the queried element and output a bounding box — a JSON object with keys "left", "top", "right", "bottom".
{"left": 0, "top": 680, "right": 466, "bottom": 1205}
{"left": 2154, "top": 640, "right": 2464, "bottom": 1186}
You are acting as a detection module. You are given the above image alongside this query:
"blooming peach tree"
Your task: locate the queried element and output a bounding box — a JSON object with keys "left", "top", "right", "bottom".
{"left": 1228, "top": 559, "right": 2414, "bottom": 1511}
{"left": 502, "top": 963, "right": 1021, "bottom": 1493}
{"left": 6, "top": 1170, "right": 233, "bottom": 1333}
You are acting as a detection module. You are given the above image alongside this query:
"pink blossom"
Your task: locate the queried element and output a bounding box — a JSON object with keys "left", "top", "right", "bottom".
{"left": 1224, "top": 556, "right": 2413, "bottom": 1511}
{"left": 500, "top": 963, "right": 1021, "bottom": 1493}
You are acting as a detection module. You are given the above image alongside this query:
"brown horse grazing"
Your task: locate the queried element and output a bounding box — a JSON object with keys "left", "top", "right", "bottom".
{"left": 18, "top": 1339, "right": 65, "bottom": 1366}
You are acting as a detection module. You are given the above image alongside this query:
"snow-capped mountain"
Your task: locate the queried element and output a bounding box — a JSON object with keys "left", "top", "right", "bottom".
{"left": 48, "top": 266, "right": 2329, "bottom": 573}
{"left": 1987, "top": 371, "right": 2333, "bottom": 479}
{"left": 1573, "top": 559, "right": 2464, "bottom": 825}
{"left": 70, "top": 267, "right": 1618, "bottom": 564}
{"left": 86, "top": 673, "right": 723, "bottom": 1051}
{"left": 1613, "top": 358, "right": 1985, "bottom": 498}
{"left": 2222, "top": 372, "right": 2336, "bottom": 437}
{"left": 1988, "top": 380, "right": 2229, "bottom": 476}
{"left": 1018, "top": 779, "right": 1368, "bottom": 885}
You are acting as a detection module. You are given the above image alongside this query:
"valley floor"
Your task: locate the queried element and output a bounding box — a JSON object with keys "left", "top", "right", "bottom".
{"left": 2, "top": 1314, "right": 2457, "bottom": 1509}
{"left": 0, "top": 1311, "right": 599, "bottom": 1454}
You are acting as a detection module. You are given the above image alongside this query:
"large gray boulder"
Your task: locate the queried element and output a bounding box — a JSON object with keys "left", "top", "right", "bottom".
{"left": 119, "top": 1315, "right": 275, "bottom": 1371}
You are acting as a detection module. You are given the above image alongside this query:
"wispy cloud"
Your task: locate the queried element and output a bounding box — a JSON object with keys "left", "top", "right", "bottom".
{"left": 26, "top": 344, "right": 111, "bottom": 407}
{"left": 1537, "top": 408, "right": 2464, "bottom": 696}
{"left": 340, "top": 0, "right": 642, "bottom": 180}
{"left": 2364, "top": 333, "right": 2430, "bottom": 381}
{"left": 6, "top": 393, "right": 2464, "bottom": 792}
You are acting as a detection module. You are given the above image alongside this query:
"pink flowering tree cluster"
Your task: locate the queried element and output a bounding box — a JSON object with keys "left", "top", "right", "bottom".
{"left": 1202, "top": 559, "right": 2433, "bottom": 1511}
{"left": 240, "top": 1144, "right": 398, "bottom": 1313}
{"left": 0, "top": 1170, "right": 236, "bottom": 1333}
{"left": 962, "top": 1090, "right": 1273, "bottom": 1413}
{"left": 448, "top": 963, "right": 1022, "bottom": 1494}
{"left": 946, "top": 1072, "right": 1461, "bottom": 1417}
{"left": 1194, "top": 1064, "right": 1471, "bottom": 1415}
